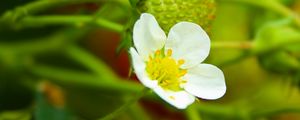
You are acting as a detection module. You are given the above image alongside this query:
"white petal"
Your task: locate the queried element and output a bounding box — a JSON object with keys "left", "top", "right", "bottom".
{"left": 133, "top": 13, "right": 167, "bottom": 60}
{"left": 183, "top": 64, "right": 226, "bottom": 100}
{"left": 153, "top": 87, "right": 195, "bottom": 109}
{"left": 130, "top": 47, "right": 158, "bottom": 88}
{"left": 165, "top": 22, "right": 210, "bottom": 68}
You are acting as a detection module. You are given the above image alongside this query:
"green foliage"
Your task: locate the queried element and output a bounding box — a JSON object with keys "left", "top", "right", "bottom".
{"left": 255, "top": 18, "right": 300, "bottom": 74}
{"left": 259, "top": 51, "right": 300, "bottom": 73}
{"left": 254, "top": 18, "right": 300, "bottom": 54}
{"left": 1, "top": 0, "right": 300, "bottom": 120}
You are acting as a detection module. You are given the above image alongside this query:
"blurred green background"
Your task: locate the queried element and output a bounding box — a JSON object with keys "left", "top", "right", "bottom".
{"left": 1, "top": 0, "right": 300, "bottom": 120}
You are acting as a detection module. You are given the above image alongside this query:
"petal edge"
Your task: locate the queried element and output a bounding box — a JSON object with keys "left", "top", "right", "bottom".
{"left": 153, "top": 87, "right": 195, "bottom": 109}
{"left": 166, "top": 22, "right": 210, "bottom": 68}
{"left": 133, "top": 13, "right": 166, "bottom": 60}
{"left": 130, "top": 47, "right": 158, "bottom": 88}
{"left": 183, "top": 64, "right": 226, "bottom": 100}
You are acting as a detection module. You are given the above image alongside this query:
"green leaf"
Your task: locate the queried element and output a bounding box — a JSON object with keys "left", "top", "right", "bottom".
{"left": 253, "top": 18, "right": 300, "bottom": 54}
{"left": 258, "top": 51, "right": 300, "bottom": 74}
{"left": 255, "top": 18, "right": 300, "bottom": 74}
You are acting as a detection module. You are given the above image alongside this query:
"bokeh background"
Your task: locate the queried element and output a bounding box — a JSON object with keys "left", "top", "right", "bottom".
{"left": 1, "top": 0, "right": 300, "bottom": 120}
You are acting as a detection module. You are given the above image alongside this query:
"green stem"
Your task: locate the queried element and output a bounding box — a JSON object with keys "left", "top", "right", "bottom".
{"left": 211, "top": 41, "right": 253, "bottom": 50}
{"left": 211, "top": 41, "right": 254, "bottom": 67}
{"left": 29, "top": 64, "right": 143, "bottom": 93}
{"left": 186, "top": 104, "right": 202, "bottom": 120}
{"left": 212, "top": 37, "right": 300, "bottom": 54}
{"left": 128, "top": 103, "right": 150, "bottom": 120}
{"left": 99, "top": 87, "right": 150, "bottom": 120}
{"left": 196, "top": 103, "right": 237, "bottom": 118}
{"left": 0, "top": 37, "right": 62, "bottom": 55}
{"left": 20, "top": 53, "right": 300, "bottom": 120}
{"left": 253, "top": 36, "right": 300, "bottom": 55}
{"left": 65, "top": 45, "right": 118, "bottom": 81}
{"left": 0, "top": 0, "right": 106, "bottom": 21}
{"left": 11, "top": 15, "right": 123, "bottom": 32}
{"left": 216, "top": 53, "right": 251, "bottom": 67}
{"left": 0, "top": 29, "right": 82, "bottom": 54}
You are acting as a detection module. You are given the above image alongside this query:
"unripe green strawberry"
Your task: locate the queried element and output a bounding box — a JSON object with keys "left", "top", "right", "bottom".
{"left": 137, "top": 0, "right": 216, "bottom": 33}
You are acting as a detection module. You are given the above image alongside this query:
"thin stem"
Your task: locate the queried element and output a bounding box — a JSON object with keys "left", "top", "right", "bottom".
{"left": 211, "top": 37, "right": 300, "bottom": 55}
{"left": 211, "top": 41, "right": 253, "bottom": 50}
{"left": 12, "top": 15, "right": 123, "bottom": 32}
{"left": 128, "top": 103, "right": 150, "bottom": 120}
{"left": 0, "top": 0, "right": 106, "bottom": 20}
{"left": 29, "top": 64, "right": 143, "bottom": 93}
{"left": 98, "top": 87, "right": 150, "bottom": 120}
{"left": 28, "top": 62, "right": 300, "bottom": 120}
{"left": 0, "top": 29, "right": 83, "bottom": 54}
{"left": 65, "top": 45, "right": 118, "bottom": 81}
{"left": 186, "top": 104, "right": 202, "bottom": 120}
{"left": 210, "top": 41, "right": 253, "bottom": 67}
{"left": 0, "top": 0, "right": 125, "bottom": 32}
{"left": 0, "top": 37, "right": 63, "bottom": 54}
{"left": 196, "top": 103, "right": 235, "bottom": 118}
{"left": 217, "top": 53, "right": 251, "bottom": 67}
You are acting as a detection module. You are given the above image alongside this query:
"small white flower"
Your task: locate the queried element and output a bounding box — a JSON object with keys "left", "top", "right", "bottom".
{"left": 130, "top": 13, "right": 226, "bottom": 109}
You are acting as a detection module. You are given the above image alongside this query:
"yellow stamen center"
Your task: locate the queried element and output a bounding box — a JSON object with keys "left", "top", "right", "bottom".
{"left": 146, "top": 49, "right": 187, "bottom": 91}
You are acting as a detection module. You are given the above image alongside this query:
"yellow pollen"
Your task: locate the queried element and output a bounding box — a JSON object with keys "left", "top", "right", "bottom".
{"left": 181, "top": 80, "right": 187, "bottom": 84}
{"left": 155, "top": 50, "right": 161, "bottom": 56}
{"left": 167, "top": 49, "right": 173, "bottom": 56}
{"left": 146, "top": 49, "right": 187, "bottom": 91}
{"left": 178, "top": 59, "right": 185, "bottom": 65}
{"left": 179, "top": 70, "right": 187, "bottom": 77}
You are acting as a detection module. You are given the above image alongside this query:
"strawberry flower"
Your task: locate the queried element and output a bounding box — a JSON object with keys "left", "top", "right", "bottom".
{"left": 130, "top": 13, "right": 226, "bottom": 109}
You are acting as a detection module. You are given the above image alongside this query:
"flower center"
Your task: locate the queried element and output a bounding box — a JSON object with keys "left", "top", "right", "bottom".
{"left": 146, "top": 49, "right": 187, "bottom": 91}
